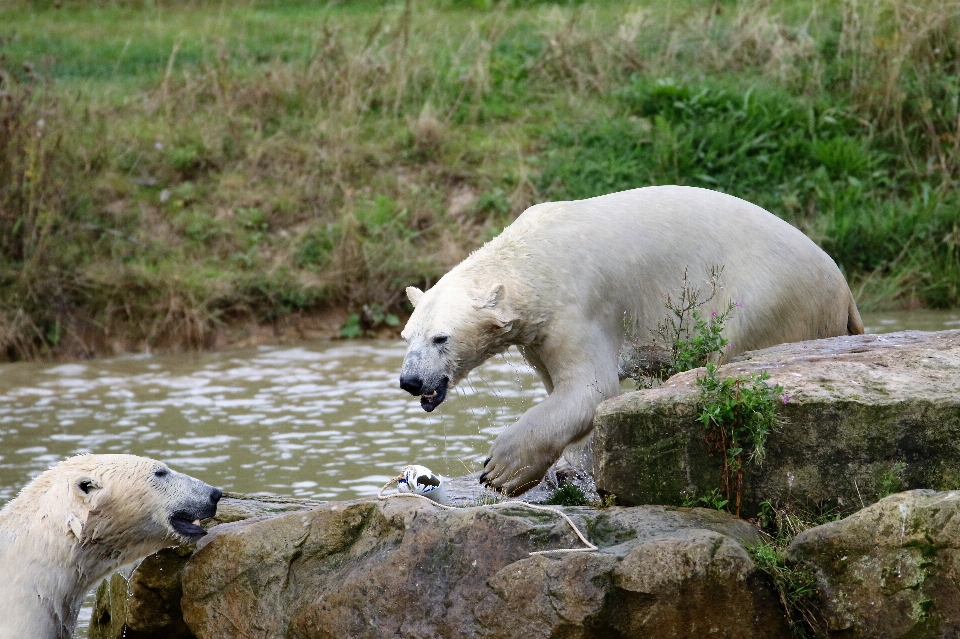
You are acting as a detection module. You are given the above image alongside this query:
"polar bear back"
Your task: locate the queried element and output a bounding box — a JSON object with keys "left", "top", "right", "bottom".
{"left": 459, "top": 185, "right": 857, "bottom": 358}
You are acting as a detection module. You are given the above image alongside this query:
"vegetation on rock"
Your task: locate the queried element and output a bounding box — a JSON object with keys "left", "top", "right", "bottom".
{"left": 698, "top": 365, "right": 784, "bottom": 516}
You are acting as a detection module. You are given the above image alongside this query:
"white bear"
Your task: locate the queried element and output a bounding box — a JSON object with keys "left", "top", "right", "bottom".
{"left": 400, "top": 186, "right": 862, "bottom": 495}
{"left": 0, "top": 454, "right": 221, "bottom": 639}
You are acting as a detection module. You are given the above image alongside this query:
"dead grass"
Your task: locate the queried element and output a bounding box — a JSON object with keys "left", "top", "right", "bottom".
{"left": 1, "top": 0, "right": 959, "bottom": 359}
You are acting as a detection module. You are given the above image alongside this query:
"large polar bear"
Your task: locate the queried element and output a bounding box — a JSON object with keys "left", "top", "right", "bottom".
{"left": 0, "top": 454, "right": 221, "bottom": 639}
{"left": 400, "top": 186, "right": 863, "bottom": 495}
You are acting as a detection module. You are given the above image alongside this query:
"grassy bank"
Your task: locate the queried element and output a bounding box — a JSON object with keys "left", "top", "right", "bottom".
{"left": 2, "top": 0, "right": 959, "bottom": 360}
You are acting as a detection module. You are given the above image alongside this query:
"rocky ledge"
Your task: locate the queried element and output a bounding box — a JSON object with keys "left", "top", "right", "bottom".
{"left": 92, "top": 493, "right": 789, "bottom": 639}
{"left": 92, "top": 488, "right": 960, "bottom": 639}
{"left": 91, "top": 330, "right": 960, "bottom": 639}
{"left": 595, "top": 330, "right": 960, "bottom": 515}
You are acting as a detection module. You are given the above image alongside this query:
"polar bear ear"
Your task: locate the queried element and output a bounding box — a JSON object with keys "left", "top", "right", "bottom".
{"left": 474, "top": 284, "right": 505, "bottom": 310}
{"left": 73, "top": 476, "right": 101, "bottom": 500}
{"left": 406, "top": 286, "right": 424, "bottom": 307}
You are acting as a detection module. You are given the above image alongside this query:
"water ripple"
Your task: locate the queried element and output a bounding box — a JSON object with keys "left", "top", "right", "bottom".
{"left": 0, "top": 341, "right": 544, "bottom": 502}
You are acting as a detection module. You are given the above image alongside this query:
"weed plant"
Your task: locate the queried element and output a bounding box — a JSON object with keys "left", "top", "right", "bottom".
{"left": 748, "top": 540, "right": 822, "bottom": 638}
{"left": 655, "top": 266, "right": 735, "bottom": 376}
{"left": 877, "top": 460, "right": 908, "bottom": 499}
{"left": 637, "top": 265, "right": 784, "bottom": 517}
{"left": 622, "top": 265, "right": 733, "bottom": 386}
{"left": 748, "top": 500, "right": 846, "bottom": 638}
{"left": 681, "top": 487, "right": 729, "bottom": 511}
{"left": 543, "top": 483, "right": 589, "bottom": 507}
{"left": 2, "top": 0, "right": 960, "bottom": 359}
{"left": 698, "top": 366, "right": 785, "bottom": 516}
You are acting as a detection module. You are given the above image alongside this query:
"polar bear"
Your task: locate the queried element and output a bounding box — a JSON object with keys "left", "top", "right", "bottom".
{"left": 0, "top": 454, "right": 221, "bottom": 639}
{"left": 400, "top": 186, "right": 862, "bottom": 495}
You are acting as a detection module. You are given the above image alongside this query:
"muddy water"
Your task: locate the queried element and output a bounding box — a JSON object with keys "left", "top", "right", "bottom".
{"left": 0, "top": 343, "right": 546, "bottom": 505}
{"left": 1, "top": 310, "right": 957, "bottom": 636}
{"left": 2, "top": 310, "right": 958, "bottom": 504}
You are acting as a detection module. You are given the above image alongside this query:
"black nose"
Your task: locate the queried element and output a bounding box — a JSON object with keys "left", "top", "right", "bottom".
{"left": 400, "top": 374, "right": 423, "bottom": 395}
{"left": 210, "top": 487, "right": 222, "bottom": 504}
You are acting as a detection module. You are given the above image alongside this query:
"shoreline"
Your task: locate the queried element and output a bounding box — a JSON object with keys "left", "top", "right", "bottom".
{"left": 6, "top": 306, "right": 959, "bottom": 365}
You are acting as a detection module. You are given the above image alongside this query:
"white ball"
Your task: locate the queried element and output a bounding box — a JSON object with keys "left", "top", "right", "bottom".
{"left": 397, "top": 465, "right": 446, "bottom": 503}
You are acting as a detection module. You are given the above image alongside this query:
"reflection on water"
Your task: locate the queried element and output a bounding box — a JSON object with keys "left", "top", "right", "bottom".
{"left": 861, "top": 309, "right": 960, "bottom": 334}
{"left": 0, "top": 342, "right": 545, "bottom": 504}
{"left": 2, "top": 311, "right": 958, "bottom": 504}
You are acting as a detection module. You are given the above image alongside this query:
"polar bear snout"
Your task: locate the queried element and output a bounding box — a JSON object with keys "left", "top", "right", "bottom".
{"left": 400, "top": 345, "right": 452, "bottom": 412}
{"left": 400, "top": 373, "right": 425, "bottom": 395}
{"left": 400, "top": 372, "right": 449, "bottom": 412}
{"left": 167, "top": 480, "right": 222, "bottom": 540}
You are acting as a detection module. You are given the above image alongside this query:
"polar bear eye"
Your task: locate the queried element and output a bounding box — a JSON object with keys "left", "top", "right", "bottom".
{"left": 432, "top": 335, "right": 448, "bottom": 346}
{"left": 154, "top": 468, "right": 169, "bottom": 479}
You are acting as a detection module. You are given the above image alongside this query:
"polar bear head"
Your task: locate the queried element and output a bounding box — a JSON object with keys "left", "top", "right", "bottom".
{"left": 400, "top": 278, "right": 516, "bottom": 412}
{"left": 15, "top": 454, "right": 222, "bottom": 562}
{"left": 0, "top": 454, "right": 221, "bottom": 639}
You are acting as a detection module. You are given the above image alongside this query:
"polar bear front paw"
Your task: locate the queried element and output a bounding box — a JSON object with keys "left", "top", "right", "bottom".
{"left": 479, "top": 434, "right": 557, "bottom": 496}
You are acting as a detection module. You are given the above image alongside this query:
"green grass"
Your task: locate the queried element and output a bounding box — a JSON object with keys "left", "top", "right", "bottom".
{"left": 2, "top": 0, "right": 960, "bottom": 359}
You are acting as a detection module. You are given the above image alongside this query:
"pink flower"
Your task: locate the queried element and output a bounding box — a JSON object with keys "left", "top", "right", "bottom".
{"left": 736, "top": 301, "right": 743, "bottom": 308}
{"left": 711, "top": 311, "right": 717, "bottom": 317}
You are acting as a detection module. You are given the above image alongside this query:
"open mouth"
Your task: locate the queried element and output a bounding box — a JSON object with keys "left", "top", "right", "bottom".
{"left": 420, "top": 377, "right": 449, "bottom": 412}
{"left": 169, "top": 512, "right": 209, "bottom": 539}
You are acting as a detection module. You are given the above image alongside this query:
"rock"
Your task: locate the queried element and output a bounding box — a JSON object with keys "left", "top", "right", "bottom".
{"left": 181, "top": 497, "right": 790, "bottom": 639}
{"left": 88, "top": 493, "right": 322, "bottom": 639}
{"left": 90, "top": 546, "right": 196, "bottom": 639}
{"left": 594, "top": 330, "right": 960, "bottom": 515}
{"left": 787, "top": 489, "right": 960, "bottom": 639}
{"left": 86, "top": 476, "right": 517, "bottom": 639}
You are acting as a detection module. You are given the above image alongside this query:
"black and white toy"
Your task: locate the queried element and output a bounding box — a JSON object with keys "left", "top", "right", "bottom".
{"left": 397, "top": 464, "right": 446, "bottom": 504}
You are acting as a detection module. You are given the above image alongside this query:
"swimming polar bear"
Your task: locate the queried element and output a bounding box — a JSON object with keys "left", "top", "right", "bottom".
{"left": 399, "top": 186, "right": 862, "bottom": 495}
{"left": 0, "top": 454, "right": 221, "bottom": 639}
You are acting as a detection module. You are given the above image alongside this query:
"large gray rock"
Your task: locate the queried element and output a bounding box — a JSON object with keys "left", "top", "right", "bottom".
{"left": 787, "top": 489, "right": 960, "bottom": 638}
{"left": 181, "top": 497, "right": 789, "bottom": 639}
{"left": 89, "top": 494, "right": 322, "bottom": 639}
{"left": 595, "top": 330, "right": 960, "bottom": 515}
{"left": 91, "top": 492, "right": 790, "bottom": 639}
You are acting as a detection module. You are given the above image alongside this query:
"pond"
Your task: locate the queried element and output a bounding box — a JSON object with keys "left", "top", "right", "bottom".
{"left": 2, "top": 310, "right": 959, "bottom": 505}
{"left": 0, "top": 342, "right": 545, "bottom": 506}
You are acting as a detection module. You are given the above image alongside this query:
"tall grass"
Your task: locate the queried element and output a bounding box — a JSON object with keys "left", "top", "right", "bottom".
{"left": 1, "top": 0, "right": 959, "bottom": 359}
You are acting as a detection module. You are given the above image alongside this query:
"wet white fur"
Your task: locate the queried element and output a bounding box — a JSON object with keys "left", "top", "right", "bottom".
{"left": 401, "top": 186, "right": 862, "bottom": 495}
{"left": 0, "top": 454, "right": 214, "bottom": 639}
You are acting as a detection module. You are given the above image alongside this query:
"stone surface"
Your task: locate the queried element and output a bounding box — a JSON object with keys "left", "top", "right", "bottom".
{"left": 180, "top": 497, "right": 790, "bottom": 639}
{"left": 787, "top": 489, "right": 960, "bottom": 639}
{"left": 88, "top": 494, "right": 322, "bottom": 639}
{"left": 595, "top": 330, "right": 960, "bottom": 515}
{"left": 86, "top": 474, "right": 537, "bottom": 639}
{"left": 91, "top": 546, "right": 196, "bottom": 639}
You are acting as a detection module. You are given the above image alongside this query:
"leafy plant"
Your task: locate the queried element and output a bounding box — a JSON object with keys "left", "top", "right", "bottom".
{"left": 339, "top": 303, "right": 401, "bottom": 339}
{"left": 748, "top": 541, "right": 822, "bottom": 638}
{"left": 749, "top": 499, "right": 843, "bottom": 638}
{"left": 622, "top": 265, "right": 735, "bottom": 387}
{"left": 877, "top": 461, "right": 907, "bottom": 499}
{"left": 543, "top": 483, "right": 589, "bottom": 507}
{"left": 655, "top": 265, "right": 735, "bottom": 376}
{"left": 697, "top": 364, "right": 785, "bottom": 517}
{"left": 682, "top": 487, "right": 729, "bottom": 511}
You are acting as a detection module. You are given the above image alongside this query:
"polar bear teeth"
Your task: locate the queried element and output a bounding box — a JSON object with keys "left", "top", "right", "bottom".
{"left": 192, "top": 519, "right": 201, "bottom": 526}
{"left": 422, "top": 390, "right": 437, "bottom": 400}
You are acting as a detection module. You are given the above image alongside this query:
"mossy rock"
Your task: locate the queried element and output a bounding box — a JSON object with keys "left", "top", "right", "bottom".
{"left": 595, "top": 330, "right": 960, "bottom": 516}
